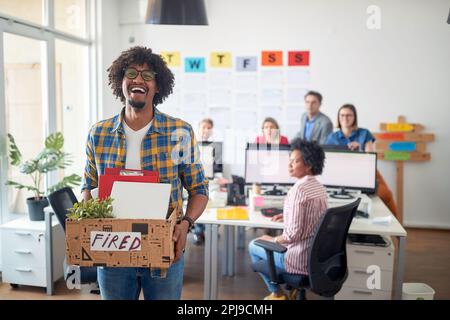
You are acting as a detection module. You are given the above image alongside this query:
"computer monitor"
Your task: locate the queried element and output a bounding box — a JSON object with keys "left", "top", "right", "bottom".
{"left": 211, "top": 142, "right": 223, "bottom": 173}
{"left": 244, "top": 143, "right": 296, "bottom": 185}
{"left": 317, "top": 150, "right": 377, "bottom": 194}
{"left": 198, "top": 141, "right": 223, "bottom": 179}
{"left": 320, "top": 144, "right": 350, "bottom": 151}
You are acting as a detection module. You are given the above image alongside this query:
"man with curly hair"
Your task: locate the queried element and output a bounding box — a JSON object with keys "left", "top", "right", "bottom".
{"left": 81, "top": 46, "right": 209, "bottom": 300}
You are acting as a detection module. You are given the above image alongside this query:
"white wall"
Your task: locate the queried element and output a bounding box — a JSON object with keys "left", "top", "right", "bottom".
{"left": 99, "top": 0, "right": 450, "bottom": 228}
{"left": 98, "top": 0, "right": 123, "bottom": 119}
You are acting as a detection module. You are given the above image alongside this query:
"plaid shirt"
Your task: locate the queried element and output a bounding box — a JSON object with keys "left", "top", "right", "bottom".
{"left": 82, "top": 107, "right": 209, "bottom": 215}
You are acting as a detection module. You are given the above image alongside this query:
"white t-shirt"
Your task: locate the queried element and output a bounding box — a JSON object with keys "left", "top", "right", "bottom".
{"left": 123, "top": 120, "right": 152, "bottom": 170}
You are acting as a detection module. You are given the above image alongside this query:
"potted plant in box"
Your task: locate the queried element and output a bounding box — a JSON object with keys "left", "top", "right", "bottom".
{"left": 6, "top": 132, "right": 81, "bottom": 221}
{"left": 66, "top": 197, "right": 115, "bottom": 220}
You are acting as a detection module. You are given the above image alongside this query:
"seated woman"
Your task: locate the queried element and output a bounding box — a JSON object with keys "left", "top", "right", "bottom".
{"left": 255, "top": 117, "right": 289, "bottom": 145}
{"left": 325, "top": 104, "right": 398, "bottom": 217}
{"left": 248, "top": 138, "right": 328, "bottom": 300}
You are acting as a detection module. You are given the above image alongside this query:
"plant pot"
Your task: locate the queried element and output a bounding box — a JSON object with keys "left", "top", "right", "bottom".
{"left": 26, "top": 197, "right": 49, "bottom": 221}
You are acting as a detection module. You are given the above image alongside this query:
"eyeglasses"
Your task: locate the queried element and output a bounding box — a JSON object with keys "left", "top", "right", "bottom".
{"left": 124, "top": 68, "right": 157, "bottom": 81}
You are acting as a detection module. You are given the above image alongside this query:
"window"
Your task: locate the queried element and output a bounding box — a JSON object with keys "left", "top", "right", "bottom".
{"left": 55, "top": 39, "right": 90, "bottom": 180}
{"left": 0, "top": 1, "right": 94, "bottom": 224}
{"left": 3, "top": 33, "right": 45, "bottom": 213}
{"left": 0, "top": 0, "right": 43, "bottom": 25}
{"left": 55, "top": 0, "right": 87, "bottom": 37}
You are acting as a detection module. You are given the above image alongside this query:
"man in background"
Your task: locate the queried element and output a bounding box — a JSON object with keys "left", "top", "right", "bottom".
{"left": 295, "top": 91, "right": 333, "bottom": 144}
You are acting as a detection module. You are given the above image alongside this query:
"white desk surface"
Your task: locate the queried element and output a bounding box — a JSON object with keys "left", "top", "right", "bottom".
{"left": 0, "top": 215, "right": 60, "bottom": 231}
{"left": 198, "top": 207, "right": 284, "bottom": 229}
{"left": 196, "top": 196, "right": 407, "bottom": 237}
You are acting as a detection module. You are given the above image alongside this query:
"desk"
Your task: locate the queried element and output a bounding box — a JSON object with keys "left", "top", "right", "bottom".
{"left": 196, "top": 196, "right": 407, "bottom": 300}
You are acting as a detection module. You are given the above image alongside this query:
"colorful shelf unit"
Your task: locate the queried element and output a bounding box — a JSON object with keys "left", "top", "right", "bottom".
{"left": 373, "top": 116, "right": 434, "bottom": 223}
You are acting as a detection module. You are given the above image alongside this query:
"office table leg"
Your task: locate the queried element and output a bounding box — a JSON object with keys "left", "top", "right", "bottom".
{"left": 394, "top": 236, "right": 406, "bottom": 300}
{"left": 227, "top": 226, "right": 235, "bottom": 276}
{"left": 204, "top": 224, "right": 220, "bottom": 300}
{"left": 222, "top": 225, "right": 236, "bottom": 277}
{"left": 211, "top": 224, "right": 219, "bottom": 300}
{"left": 237, "top": 226, "right": 246, "bottom": 250}
{"left": 203, "top": 224, "right": 212, "bottom": 300}
{"left": 45, "top": 211, "right": 54, "bottom": 295}
{"left": 222, "top": 225, "right": 228, "bottom": 276}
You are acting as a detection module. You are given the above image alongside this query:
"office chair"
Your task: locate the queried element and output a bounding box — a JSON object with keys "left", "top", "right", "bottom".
{"left": 48, "top": 187, "right": 99, "bottom": 294}
{"left": 252, "top": 198, "right": 361, "bottom": 300}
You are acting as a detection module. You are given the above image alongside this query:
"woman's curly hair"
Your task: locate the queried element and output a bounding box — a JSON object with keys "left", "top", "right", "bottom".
{"left": 107, "top": 46, "right": 174, "bottom": 107}
{"left": 290, "top": 138, "right": 325, "bottom": 175}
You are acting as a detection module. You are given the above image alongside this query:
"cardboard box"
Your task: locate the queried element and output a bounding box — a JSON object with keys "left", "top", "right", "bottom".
{"left": 65, "top": 208, "right": 178, "bottom": 269}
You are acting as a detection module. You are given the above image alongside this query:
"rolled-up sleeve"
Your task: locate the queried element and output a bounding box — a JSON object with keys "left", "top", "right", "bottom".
{"left": 179, "top": 126, "right": 209, "bottom": 199}
{"left": 81, "top": 127, "right": 98, "bottom": 192}
{"left": 365, "top": 129, "right": 376, "bottom": 144}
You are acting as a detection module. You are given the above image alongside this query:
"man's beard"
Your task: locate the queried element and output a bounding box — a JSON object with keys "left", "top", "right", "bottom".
{"left": 128, "top": 99, "right": 146, "bottom": 109}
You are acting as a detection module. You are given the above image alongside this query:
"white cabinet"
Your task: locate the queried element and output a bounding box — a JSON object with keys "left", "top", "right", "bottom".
{"left": 335, "top": 286, "right": 392, "bottom": 300}
{"left": 0, "top": 215, "right": 65, "bottom": 294}
{"left": 335, "top": 236, "right": 394, "bottom": 300}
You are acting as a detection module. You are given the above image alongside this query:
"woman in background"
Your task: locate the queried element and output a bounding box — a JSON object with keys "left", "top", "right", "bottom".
{"left": 192, "top": 118, "right": 215, "bottom": 245}
{"left": 255, "top": 117, "right": 289, "bottom": 145}
{"left": 325, "top": 104, "right": 375, "bottom": 151}
{"left": 325, "top": 104, "right": 398, "bottom": 217}
{"left": 198, "top": 118, "right": 214, "bottom": 142}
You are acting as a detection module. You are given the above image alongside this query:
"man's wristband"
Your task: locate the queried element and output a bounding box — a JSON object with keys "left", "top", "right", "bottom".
{"left": 180, "top": 216, "right": 195, "bottom": 230}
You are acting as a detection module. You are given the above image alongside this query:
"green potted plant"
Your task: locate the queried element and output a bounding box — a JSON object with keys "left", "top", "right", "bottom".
{"left": 6, "top": 132, "right": 81, "bottom": 221}
{"left": 66, "top": 197, "right": 115, "bottom": 220}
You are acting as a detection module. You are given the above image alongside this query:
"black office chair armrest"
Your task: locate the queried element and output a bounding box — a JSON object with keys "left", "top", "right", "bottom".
{"left": 254, "top": 239, "right": 287, "bottom": 284}
{"left": 254, "top": 239, "right": 287, "bottom": 253}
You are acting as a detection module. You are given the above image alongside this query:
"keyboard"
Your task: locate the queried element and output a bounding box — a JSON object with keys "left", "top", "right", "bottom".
{"left": 348, "top": 234, "right": 389, "bottom": 247}
{"left": 261, "top": 207, "right": 283, "bottom": 217}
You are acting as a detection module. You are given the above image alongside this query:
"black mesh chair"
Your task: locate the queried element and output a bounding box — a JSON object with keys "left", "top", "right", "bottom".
{"left": 48, "top": 187, "right": 99, "bottom": 292}
{"left": 252, "top": 198, "right": 361, "bottom": 300}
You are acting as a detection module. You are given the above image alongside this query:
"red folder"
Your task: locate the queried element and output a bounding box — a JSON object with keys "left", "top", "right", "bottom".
{"left": 98, "top": 168, "right": 159, "bottom": 200}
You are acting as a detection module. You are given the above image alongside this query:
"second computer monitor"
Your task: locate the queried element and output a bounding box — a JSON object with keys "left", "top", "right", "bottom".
{"left": 244, "top": 144, "right": 377, "bottom": 193}
{"left": 317, "top": 150, "right": 377, "bottom": 194}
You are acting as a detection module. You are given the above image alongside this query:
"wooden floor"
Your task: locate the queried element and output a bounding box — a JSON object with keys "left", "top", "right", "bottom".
{"left": 0, "top": 227, "right": 449, "bottom": 300}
